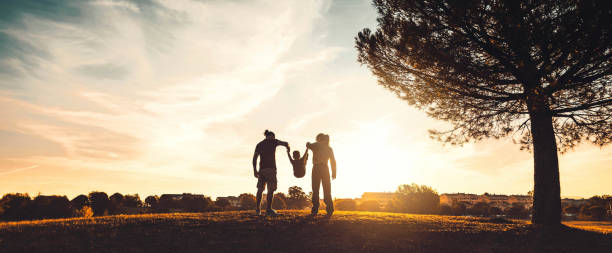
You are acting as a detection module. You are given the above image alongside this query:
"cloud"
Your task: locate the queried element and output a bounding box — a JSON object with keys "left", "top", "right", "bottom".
{"left": 0, "top": 0, "right": 334, "bottom": 181}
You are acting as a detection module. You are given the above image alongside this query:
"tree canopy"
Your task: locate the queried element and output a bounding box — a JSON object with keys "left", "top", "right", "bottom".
{"left": 356, "top": 0, "right": 611, "bottom": 150}
{"left": 356, "top": 0, "right": 611, "bottom": 226}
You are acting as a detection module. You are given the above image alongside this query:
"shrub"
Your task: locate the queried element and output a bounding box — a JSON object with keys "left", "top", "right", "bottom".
{"left": 31, "top": 195, "right": 72, "bottom": 219}
{"left": 395, "top": 183, "right": 440, "bottom": 214}
{"left": 71, "top": 195, "right": 90, "bottom": 210}
{"left": 109, "top": 193, "right": 124, "bottom": 214}
{"left": 215, "top": 198, "right": 231, "bottom": 210}
{"left": 123, "top": 194, "right": 142, "bottom": 208}
{"left": 75, "top": 205, "right": 94, "bottom": 218}
{"left": 0, "top": 193, "right": 32, "bottom": 220}
{"left": 239, "top": 193, "right": 256, "bottom": 210}
{"left": 335, "top": 199, "right": 357, "bottom": 211}
{"left": 145, "top": 195, "right": 159, "bottom": 209}
{"left": 439, "top": 204, "right": 452, "bottom": 215}
{"left": 286, "top": 186, "right": 309, "bottom": 210}
{"left": 271, "top": 197, "right": 287, "bottom": 210}
{"left": 88, "top": 191, "right": 110, "bottom": 216}
{"left": 358, "top": 200, "right": 381, "bottom": 212}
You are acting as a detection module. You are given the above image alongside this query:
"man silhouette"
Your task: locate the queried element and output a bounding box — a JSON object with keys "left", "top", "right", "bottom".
{"left": 307, "top": 133, "right": 336, "bottom": 217}
{"left": 252, "top": 129, "right": 289, "bottom": 216}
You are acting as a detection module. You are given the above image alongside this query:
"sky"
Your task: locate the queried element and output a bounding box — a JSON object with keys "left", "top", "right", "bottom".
{"left": 0, "top": 0, "right": 610, "bottom": 200}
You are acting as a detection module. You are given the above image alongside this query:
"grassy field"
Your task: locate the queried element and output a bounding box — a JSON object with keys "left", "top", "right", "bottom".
{"left": 1, "top": 211, "right": 611, "bottom": 253}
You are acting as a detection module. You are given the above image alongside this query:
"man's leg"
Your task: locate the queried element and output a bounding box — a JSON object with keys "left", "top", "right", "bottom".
{"left": 256, "top": 188, "right": 264, "bottom": 214}
{"left": 265, "top": 169, "right": 278, "bottom": 215}
{"left": 266, "top": 189, "right": 275, "bottom": 211}
{"left": 321, "top": 167, "right": 333, "bottom": 216}
{"left": 311, "top": 166, "right": 322, "bottom": 214}
{"left": 256, "top": 175, "right": 265, "bottom": 214}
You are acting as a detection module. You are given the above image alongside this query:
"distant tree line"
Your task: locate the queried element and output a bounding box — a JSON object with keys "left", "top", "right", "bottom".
{"left": 335, "top": 183, "right": 441, "bottom": 214}
{"left": 562, "top": 195, "right": 612, "bottom": 221}
{"left": 0, "top": 186, "right": 312, "bottom": 221}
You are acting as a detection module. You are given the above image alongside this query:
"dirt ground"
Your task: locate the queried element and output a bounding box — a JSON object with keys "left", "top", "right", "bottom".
{"left": 1, "top": 211, "right": 611, "bottom": 253}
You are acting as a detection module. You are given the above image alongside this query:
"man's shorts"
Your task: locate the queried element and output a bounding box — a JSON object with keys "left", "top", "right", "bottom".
{"left": 256, "top": 168, "right": 277, "bottom": 191}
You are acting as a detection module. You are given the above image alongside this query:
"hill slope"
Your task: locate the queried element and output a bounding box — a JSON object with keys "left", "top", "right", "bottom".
{"left": 0, "top": 211, "right": 610, "bottom": 252}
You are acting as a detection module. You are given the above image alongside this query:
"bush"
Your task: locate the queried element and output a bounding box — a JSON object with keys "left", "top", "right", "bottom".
{"left": 395, "top": 183, "right": 440, "bottom": 214}
{"left": 588, "top": 206, "right": 607, "bottom": 221}
{"left": 88, "top": 191, "right": 110, "bottom": 216}
{"left": 335, "top": 199, "right": 357, "bottom": 211}
{"left": 75, "top": 205, "right": 94, "bottom": 218}
{"left": 271, "top": 197, "right": 287, "bottom": 210}
{"left": 358, "top": 200, "right": 381, "bottom": 212}
{"left": 124, "top": 194, "right": 142, "bottom": 208}
{"left": 0, "top": 193, "right": 32, "bottom": 220}
{"left": 31, "top": 195, "right": 72, "bottom": 219}
{"left": 451, "top": 202, "right": 468, "bottom": 216}
{"left": 505, "top": 203, "right": 528, "bottom": 219}
{"left": 109, "top": 193, "right": 125, "bottom": 214}
{"left": 239, "top": 193, "right": 257, "bottom": 210}
{"left": 468, "top": 201, "right": 490, "bottom": 217}
{"left": 71, "top": 195, "right": 90, "bottom": 210}
{"left": 145, "top": 195, "right": 159, "bottom": 209}
{"left": 181, "top": 194, "right": 214, "bottom": 212}
{"left": 286, "top": 186, "right": 309, "bottom": 210}
{"left": 489, "top": 206, "right": 503, "bottom": 216}
{"left": 439, "top": 204, "right": 452, "bottom": 215}
{"left": 215, "top": 199, "right": 231, "bottom": 210}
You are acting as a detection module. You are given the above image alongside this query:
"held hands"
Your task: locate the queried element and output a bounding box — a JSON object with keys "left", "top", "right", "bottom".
{"left": 254, "top": 170, "right": 259, "bottom": 178}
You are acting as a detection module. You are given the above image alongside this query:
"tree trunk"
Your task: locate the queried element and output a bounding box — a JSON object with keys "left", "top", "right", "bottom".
{"left": 529, "top": 108, "right": 561, "bottom": 226}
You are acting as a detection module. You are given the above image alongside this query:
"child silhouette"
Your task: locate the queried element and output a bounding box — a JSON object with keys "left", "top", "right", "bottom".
{"left": 287, "top": 146, "right": 308, "bottom": 178}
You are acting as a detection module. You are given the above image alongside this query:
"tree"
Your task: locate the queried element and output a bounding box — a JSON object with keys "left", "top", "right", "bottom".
{"left": 180, "top": 194, "right": 214, "bottom": 212}
{"left": 287, "top": 186, "right": 309, "bottom": 210}
{"left": 109, "top": 193, "right": 124, "bottom": 214}
{"left": 451, "top": 202, "right": 468, "bottom": 216}
{"left": 145, "top": 195, "right": 159, "bottom": 209}
{"left": 123, "top": 194, "right": 142, "bottom": 208}
{"left": 335, "top": 199, "right": 357, "bottom": 211}
{"left": 239, "top": 193, "right": 257, "bottom": 210}
{"left": 271, "top": 196, "right": 287, "bottom": 210}
{"left": 215, "top": 198, "right": 231, "bottom": 210}
{"left": 394, "top": 183, "right": 440, "bottom": 214}
{"left": 356, "top": 0, "right": 611, "bottom": 226}
{"left": 563, "top": 205, "right": 580, "bottom": 216}
{"left": 489, "top": 206, "right": 503, "bottom": 216}
{"left": 506, "top": 203, "right": 528, "bottom": 219}
{"left": 469, "top": 201, "right": 490, "bottom": 217}
{"left": 70, "top": 194, "right": 90, "bottom": 210}
{"left": 588, "top": 206, "right": 607, "bottom": 221}
{"left": 0, "top": 193, "right": 32, "bottom": 220}
{"left": 88, "top": 191, "right": 110, "bottom": 216}
{"left": 31, "top": 195, "right": 72, "bottom": 219}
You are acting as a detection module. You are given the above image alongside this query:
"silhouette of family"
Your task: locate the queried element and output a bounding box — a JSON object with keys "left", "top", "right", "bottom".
{"left": 252, "top": 130, "right": 336, "bottom": 217}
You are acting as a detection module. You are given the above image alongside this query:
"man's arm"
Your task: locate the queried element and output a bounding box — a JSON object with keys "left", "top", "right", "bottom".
{"left": 252, "top": 151, "right": 259, "bottom": 178}
{"left": 286, "top": 149, "right": 293, "bottom": 162}
{"left": 277, "top": 140, "right": 289, "bottom": 149}
{"left": 329, "top": 148, "right": 336, "bottom": 179}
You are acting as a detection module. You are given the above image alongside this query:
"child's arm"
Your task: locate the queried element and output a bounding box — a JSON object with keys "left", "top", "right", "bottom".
{"left": 302, "top": 147, "right": 309, "bottom": 166}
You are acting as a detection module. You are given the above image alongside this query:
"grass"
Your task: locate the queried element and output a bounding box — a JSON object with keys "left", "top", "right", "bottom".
{"left": 0, "top": 210, "right": 611, "bottom": 252}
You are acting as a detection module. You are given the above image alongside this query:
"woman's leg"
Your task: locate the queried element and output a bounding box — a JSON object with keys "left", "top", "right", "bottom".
{"left": 311, "top": 166, "right": 322, "bottom": 214}
{"left": 320, "top": 166, "right": 333, "bottom": 215}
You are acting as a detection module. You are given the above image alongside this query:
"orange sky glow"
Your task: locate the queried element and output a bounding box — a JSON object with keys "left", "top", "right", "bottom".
{"left": 0, "top": 0, "right": 610, "bottom": 200}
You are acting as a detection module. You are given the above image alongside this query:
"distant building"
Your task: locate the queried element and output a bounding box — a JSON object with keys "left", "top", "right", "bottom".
{"left": 160, "top": 193, "right": 205, "bottom": 201}
{"left": 359, "top": 192, "right": 398, "bottom": 209}
{"left": 440, "top": 193, "right": 533, "bottom": 209}
{"left": 361, "top": 192, "right": 397, "bottom": 203}
{"left": 561, "top": 198, "right": 588, "bottom": 206}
